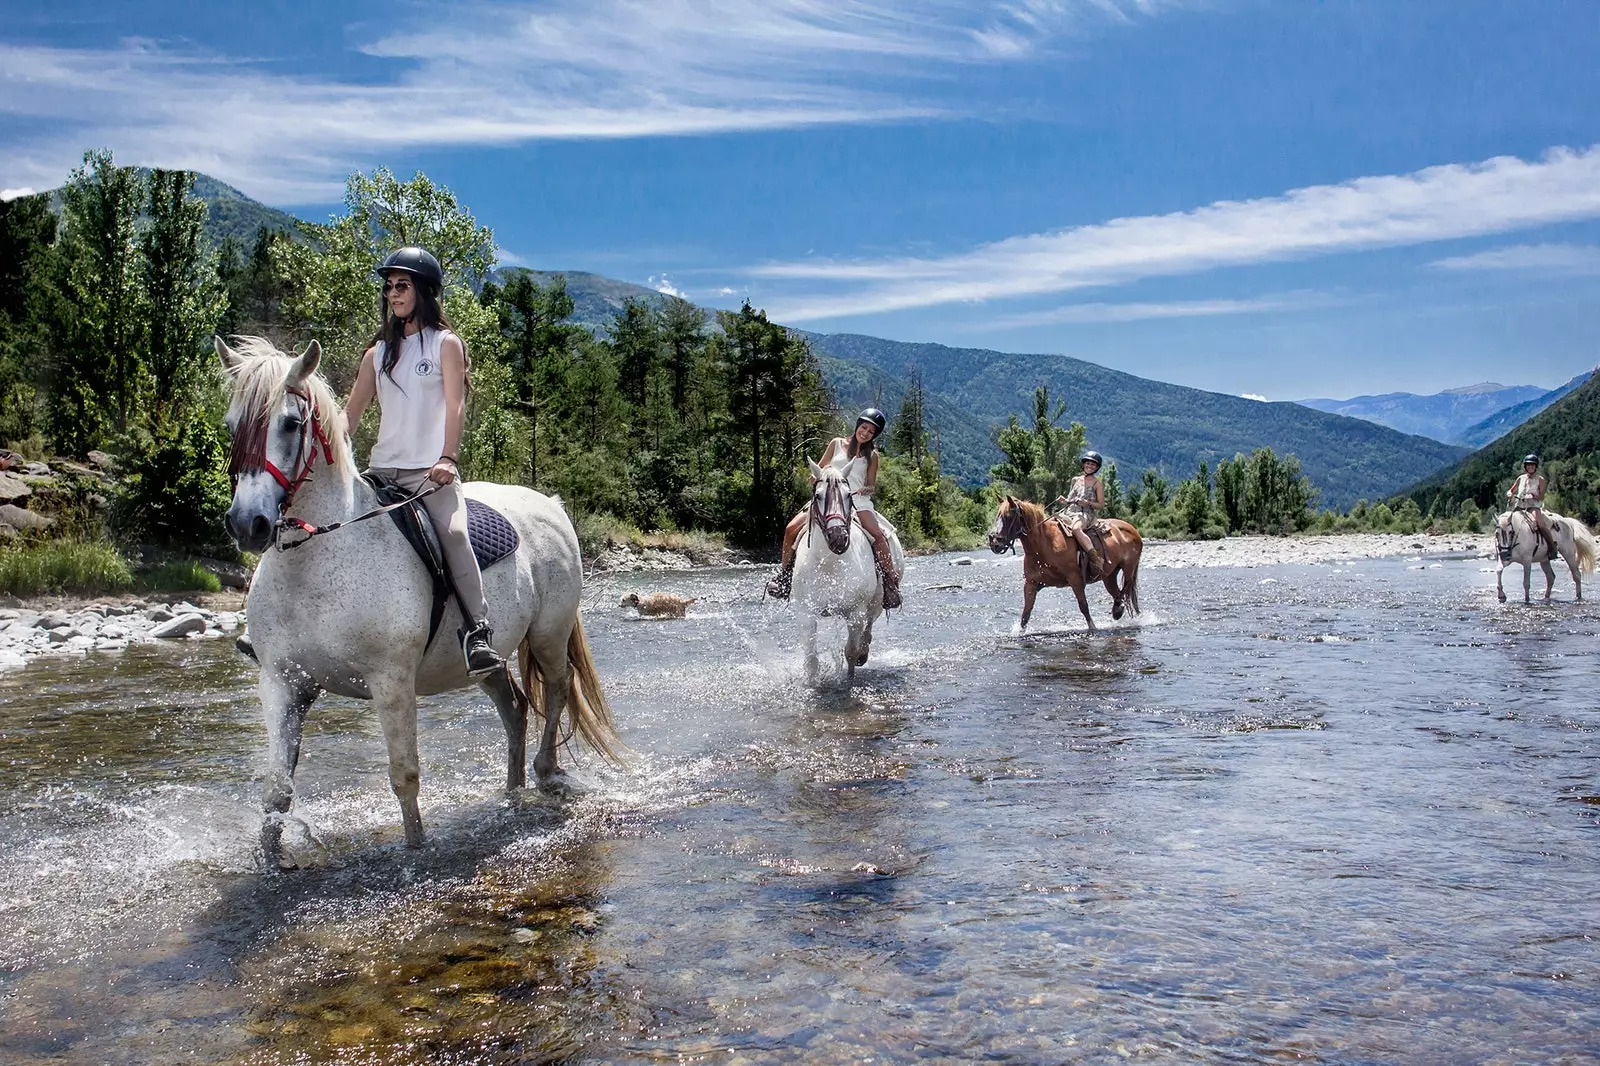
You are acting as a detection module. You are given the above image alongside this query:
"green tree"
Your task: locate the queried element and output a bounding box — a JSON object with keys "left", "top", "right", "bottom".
{"left": 890, "top": 369, "right": 929, "bottom": 463}
{"left": 485, "top": 271, "right": 581, "bottom": 485}
{"left": 52, "top": 150, "right": 146, "bottom": 451}
{"left": 989, "top": 385, "right": 1086, "bottom": 503}
{"left": 659, "top": 296, "right": 706, "bottom": 417}
{"left": 0, "top": 193, "right": 59, "bottom": 443}
{"left": 716, "top": 302, "right": 830, "bottom": 541}
{"left": 609, "top": 297, "right": 659, "bottom": 409}
{"left": 142, "top": 169, "right": 224, "bottom": 416}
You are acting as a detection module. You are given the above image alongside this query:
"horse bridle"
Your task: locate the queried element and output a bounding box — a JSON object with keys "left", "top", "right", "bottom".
{"left": 991, "top": 502, "right": 1034, "bottom": 554}
{"left": 230, "top": 384, "right": 333, "bottom": 506}
{"left": 808, "top": 474, "right": 853, "bottom": 547}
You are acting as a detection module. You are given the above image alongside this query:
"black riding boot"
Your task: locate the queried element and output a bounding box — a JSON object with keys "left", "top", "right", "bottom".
{"left": 765, "top": 562, "right": 794, "bottom": 600}
{"left": 460, "top": 620, "right": 504, "bottom": 676}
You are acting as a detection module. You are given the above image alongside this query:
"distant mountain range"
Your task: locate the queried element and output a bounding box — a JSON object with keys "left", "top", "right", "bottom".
{"left": 37, "top": 176, "right": 1481, "bottom": 508}
{"left": 1405, "top": 368, "right": 1600, "bottom": 513}
{"left": 1456, "top": 371, "right": 1594, "bottom": 448}
{"left": 1296, "top": 383, "right": 1548, "bottom": 444}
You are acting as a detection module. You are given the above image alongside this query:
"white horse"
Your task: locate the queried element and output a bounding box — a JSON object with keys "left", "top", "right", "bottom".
{"left": 791, "top": 456, "right": 905, "bottom": 685}
{"left": 216, "top": 336, "right": 620, "bottom": 856}
{"left": 1495, "top": 508, "right": 1597, "bottom": 603}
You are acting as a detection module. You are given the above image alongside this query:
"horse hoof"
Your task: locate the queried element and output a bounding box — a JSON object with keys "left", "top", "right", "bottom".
{"left": 1112, "top": 602, "right": 1125, "bottom": 620}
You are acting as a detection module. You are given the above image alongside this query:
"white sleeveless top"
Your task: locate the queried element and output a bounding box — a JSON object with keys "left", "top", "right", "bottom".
{"left": 370, "top": 328, "right": 450, "bottom": 470}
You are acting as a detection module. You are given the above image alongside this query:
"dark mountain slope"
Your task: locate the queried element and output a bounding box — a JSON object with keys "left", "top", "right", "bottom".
{"left": 806, "top": 333, "right": 1467, "bottom": 509}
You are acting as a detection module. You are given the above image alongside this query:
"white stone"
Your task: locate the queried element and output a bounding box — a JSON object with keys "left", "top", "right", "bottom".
{"left": 149, "top": 613, "right": 207, "bottom": 639}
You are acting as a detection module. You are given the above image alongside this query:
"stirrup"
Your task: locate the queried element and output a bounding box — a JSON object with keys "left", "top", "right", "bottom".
{"left": 460, "top": 621, "right": 503, "bottom": 677}
{"left": 765, "top": 565, "right": 793, "bottom": 601}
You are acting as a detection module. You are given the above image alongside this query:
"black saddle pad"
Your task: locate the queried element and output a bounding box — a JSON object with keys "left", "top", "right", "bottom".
{"left": 465, "top": 497, "right": 518, "bottom": 571}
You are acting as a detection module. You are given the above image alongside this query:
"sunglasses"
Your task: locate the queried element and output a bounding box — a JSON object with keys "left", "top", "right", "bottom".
{"left": 382, "top": 278, "right": 413, "bottom": 295}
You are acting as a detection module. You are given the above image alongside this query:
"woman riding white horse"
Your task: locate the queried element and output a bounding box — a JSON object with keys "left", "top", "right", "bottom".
{"left": 765, "top": 409, "right": 904, "bottom": 608}
{"left": 788, "top": 454, "right": 905, "bottom": 684}
{"left": 343, "top": 246, "right": 501, "bottom": 675}
{"left": 218, "top": 333, "right": 618, "bottom": 855}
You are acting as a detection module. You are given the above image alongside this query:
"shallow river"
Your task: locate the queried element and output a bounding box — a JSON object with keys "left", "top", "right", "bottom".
{"left": 1, "top": 550, "right": 1596, "bottom": 1064}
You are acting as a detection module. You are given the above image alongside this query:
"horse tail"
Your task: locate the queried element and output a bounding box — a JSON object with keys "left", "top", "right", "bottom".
{"left": 1571, "top": 518, "right": 1598, "bottom": 574}
{"left": 518, "top": 617, "right": 625, "bottom": 765}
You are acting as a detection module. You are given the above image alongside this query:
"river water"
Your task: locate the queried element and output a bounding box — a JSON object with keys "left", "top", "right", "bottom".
{"left": 1, "top": 550, "right": 1596, "bottom": 1064}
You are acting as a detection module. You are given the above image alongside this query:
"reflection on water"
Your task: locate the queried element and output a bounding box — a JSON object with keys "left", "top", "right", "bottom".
{"left": 2, "top": 554, "right": 1597, "bottom": 1063}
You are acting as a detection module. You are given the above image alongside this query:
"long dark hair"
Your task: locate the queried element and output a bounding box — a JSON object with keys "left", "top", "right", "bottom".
{"left": 369, "top": 274, "right": 467, "bottom": 385}
{"left": 845, "top": 421, "right": 878, "bottom": 460}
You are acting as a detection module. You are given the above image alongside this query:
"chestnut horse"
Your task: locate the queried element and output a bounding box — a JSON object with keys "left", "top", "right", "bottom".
{"left": 988, "top": 497, "right": 1143, "bottom": 633}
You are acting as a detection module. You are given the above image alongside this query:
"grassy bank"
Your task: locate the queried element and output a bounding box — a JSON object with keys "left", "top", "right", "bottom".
{"left": 0, "top": 539, "right": 224, "bottom": 599}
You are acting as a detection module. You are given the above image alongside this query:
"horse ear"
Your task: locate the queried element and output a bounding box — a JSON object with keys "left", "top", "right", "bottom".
{"left": 288, "top": 340, "right": 322, "bottom": 386}
{"left": 807, "top": 458, "right": 826, "bottom": 481}
{"left": 214, "top": 335, "right": 240, "bottom": 372}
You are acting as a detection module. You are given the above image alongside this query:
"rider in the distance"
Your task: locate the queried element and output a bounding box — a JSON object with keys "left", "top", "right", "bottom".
{"left": 1052, "top": 451, "right": 1107, "bottom": 579}
{"left": 765, "top": 409, "right": 903, "bottom": 609}
{"left": 1507, "top": 453, "right": 1557, "bottom": 556}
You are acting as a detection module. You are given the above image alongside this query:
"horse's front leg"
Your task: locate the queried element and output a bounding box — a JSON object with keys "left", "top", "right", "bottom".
{"left": 258, "top": 666, "right": 318, "bottom": 864}
{"left": 1523, "top": 564, "right": 1532, "bottom": 605}
{"left": 1541, "top": 559, "right": 1556, "bottom": 601}
{"left": 369, "top": 672, "right": 424, "bottom": 847}
{"left": 1020, "top": 579, "right": 1041, "bottom": 633}
{"left": 1497, "top": 562, "right": 1507, "bottom": 603}
{"left": 479, "top": 665, "right": 528, "bottom": 790}
{"left": 802, "top": 613, "right": 821, "bottom": 686}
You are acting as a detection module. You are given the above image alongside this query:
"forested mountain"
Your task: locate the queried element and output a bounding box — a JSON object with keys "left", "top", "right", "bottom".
{"left": 1296, "top": 382, "right": 1547, "bottom": 444}
{"left": 43, "top": 171, "right": 300, "bottom": 248}
{"left": 1404, "top": 371, "right": 1600, "bottom": 524}
{"left": 793, "top": 334, "right": 1467, "bottom": 509}
{"left": 496, "top": 269, "right": 673, "bottom": 331}
{"left": 1456, "top": 370, "right": 1595, "bottom": 448}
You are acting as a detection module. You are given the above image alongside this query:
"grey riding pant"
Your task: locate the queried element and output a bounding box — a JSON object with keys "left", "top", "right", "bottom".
{"left": 368, "top": 466, "right": 489, "bottom": 624}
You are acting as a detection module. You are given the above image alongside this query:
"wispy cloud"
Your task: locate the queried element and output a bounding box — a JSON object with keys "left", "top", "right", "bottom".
{"left": 1430, "top": 242, "right": 1600, "bottom": 275}
{"left": 1240, "top": 393, "right": 1268, "bottom": 401}
{"left": 0, "top": 187, "right": 36, "bottom": 201}
{"left": 0, "top": 1, "right": 1175, "bottom": 201}
{"left": 760, "top": 146, "right": 1600, "bottom": 321}
{"left": 975, "top": 293, "right": 1321, "bottom": 328}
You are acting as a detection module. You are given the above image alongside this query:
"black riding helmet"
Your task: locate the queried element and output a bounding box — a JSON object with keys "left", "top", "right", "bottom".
{"left": 1523, "top": 454, "right": 1540, "bottom": 466}
{"left": 1081, "top": 450, "right": 1104, "bottom": 469}
{"left": 856, "top": 408, "right": 887, "bottom": 435}
{"left": 374, "top": 246, "right": 444, "bottom": 293}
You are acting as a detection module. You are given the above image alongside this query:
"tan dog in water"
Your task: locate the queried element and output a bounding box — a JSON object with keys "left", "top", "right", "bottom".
{"left": 621, "top": 592, "right": 698, "bottom": 618}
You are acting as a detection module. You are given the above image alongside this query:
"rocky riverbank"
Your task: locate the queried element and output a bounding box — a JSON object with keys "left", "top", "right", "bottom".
{"left": 1142, "top": 531, "right": 1495, "bottom": 568}
{"left": 0, "top": 594, "right": 247, "bottom": 670}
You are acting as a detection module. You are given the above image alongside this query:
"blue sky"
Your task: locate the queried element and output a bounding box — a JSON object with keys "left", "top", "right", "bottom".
{"left": 3, "top": 0, "right": 1598, "bottom": 400}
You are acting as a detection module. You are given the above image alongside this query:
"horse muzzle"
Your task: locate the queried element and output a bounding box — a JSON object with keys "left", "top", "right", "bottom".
{"left": 987, "top": 533, "right": 1012, "bottom": 554}
{"left": 226, "top": 505, "right": 277, "bottom": 553}
{"left": 823, "top": 519, "right": 851, "bottom": 554}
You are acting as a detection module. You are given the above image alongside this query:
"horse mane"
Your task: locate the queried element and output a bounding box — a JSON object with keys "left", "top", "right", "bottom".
{"left": 1010, "top": 498, "right": 1048, "bottom": 524}
{"left": 223, "top": 336, "right": 355, "bottom": 480}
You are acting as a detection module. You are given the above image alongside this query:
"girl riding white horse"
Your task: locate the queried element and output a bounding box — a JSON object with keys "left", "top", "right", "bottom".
{"left": 790, "top": 454, "right": 905, "bottom": 685}
{"left": 218, "top": 334, "right": 618, "bottom": 856}
{"left": 1495, "top": 500, "right": 1597, "bottom": 603}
